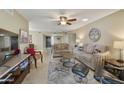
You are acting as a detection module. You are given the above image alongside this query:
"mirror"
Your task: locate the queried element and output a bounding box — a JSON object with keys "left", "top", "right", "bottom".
{"left": 0, "top": 28, "right": 19, "bottom": 65}
{"left": 0, "top": 28, "right": 18, "bottom": 52}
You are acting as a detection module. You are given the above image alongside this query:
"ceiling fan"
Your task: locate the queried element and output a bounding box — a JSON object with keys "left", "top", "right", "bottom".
{"left": 57, "top": 16, "right": 77, "bottom": 25}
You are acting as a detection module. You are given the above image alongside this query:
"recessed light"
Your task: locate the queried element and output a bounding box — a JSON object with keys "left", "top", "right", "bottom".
{"left": 82, "top": 18, "right": 88, "bottom": 22}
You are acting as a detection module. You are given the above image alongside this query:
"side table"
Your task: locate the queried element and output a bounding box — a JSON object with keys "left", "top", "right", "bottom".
{"left": 105, "top": 59, "right": 124, "bottom": 70}
{"left": 105, "top": 59, "right": 124, "bottom": 76}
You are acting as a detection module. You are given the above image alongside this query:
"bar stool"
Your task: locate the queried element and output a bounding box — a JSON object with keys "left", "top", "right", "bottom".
{"left": 27, "top": 48, "right": 37, "bottom": 68}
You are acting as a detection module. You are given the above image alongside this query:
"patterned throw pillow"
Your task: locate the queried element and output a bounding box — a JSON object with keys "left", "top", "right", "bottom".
{"left": 86, "top": 44, "right": 95, "bottom": 54}
{"left": 83, "top": 44, "right": 95, "bottom": 54}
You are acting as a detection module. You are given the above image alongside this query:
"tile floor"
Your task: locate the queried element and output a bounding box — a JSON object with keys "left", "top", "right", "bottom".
{"left": 22, "top": 52, "right": 49, "bottom": 84}
{"left": 22, "top": 51, "right": 99, "bottom": 84}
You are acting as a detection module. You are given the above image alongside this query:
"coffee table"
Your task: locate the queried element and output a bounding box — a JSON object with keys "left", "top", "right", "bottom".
{"left": 75, "top": 56, "right": 95, "bottom": 71}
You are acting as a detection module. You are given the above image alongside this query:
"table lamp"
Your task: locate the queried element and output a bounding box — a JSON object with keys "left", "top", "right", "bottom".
{"left": 113, "top": 41, "right": 124, "bottom": 62}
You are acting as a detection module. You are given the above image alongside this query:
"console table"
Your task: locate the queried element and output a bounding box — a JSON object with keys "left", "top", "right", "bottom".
{"left": 0, "top": 54, "right": 31, "bottom": 84}
{"left": 75, "top": 56, "right": 95, "bottom": 71}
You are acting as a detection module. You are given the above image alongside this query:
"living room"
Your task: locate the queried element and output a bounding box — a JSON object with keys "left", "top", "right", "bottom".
{"left": 1, "top": 9, "right": 124, "bottom": 84}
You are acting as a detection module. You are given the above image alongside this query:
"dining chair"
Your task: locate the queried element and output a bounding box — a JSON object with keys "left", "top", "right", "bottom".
{"left": 27, "top": 48, "right": 37, "bottom": 68}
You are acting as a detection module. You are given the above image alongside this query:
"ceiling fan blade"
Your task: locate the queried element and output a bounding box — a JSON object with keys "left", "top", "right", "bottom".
{"left": 67, "top": 18, "right": 77, "bottom": 21}
{"left": 66, "top": 22, "right": 72, "bottom": 25}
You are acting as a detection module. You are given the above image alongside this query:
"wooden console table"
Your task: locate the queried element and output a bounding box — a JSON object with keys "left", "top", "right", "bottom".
{"left": 0, "top": 54, "right": 31, "bottom": 84}
{"left": 75, "top": 56, "right": 95, "bottom": 71}
{"left": 105, "top": 59, "right": 124, "bottom": 70}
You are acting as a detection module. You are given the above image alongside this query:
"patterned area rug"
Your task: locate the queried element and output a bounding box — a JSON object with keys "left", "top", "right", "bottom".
{"left": 48, "top": 58, "right": 84, "bottom": 84}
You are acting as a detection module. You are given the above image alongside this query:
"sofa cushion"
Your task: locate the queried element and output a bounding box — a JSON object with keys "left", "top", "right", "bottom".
{"left": 74, "top": 50, "right": 93, "bottom": 61}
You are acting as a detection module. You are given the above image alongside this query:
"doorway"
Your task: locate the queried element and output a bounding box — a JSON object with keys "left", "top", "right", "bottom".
{"left": 45, "top": 36, "right": 51, "bottom": 48}
{"left": 11, "top": 36, "right": 18, "bottom": 50}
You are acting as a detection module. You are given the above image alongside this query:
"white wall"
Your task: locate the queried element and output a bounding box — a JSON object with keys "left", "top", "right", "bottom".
{"left": 52, "top": 33, "right": 76, "bottom": 45}
{"left": 4, "top": 36, "right": 11, "bottom": 48}
{"left": 29, "top": 31, "right": 44, "bottom": 50}
{"left": 0, "top": 10, "right": 29, "bottom": 53}
{"left": 0, "top": 10, "right": 28, "bottom": 34}
{"left": 29, "top": 31, "right": 76, "bottom": 51}
{"left": 52, "top": 34, "right": 64, "bottom": 44}
{"left": 72, "top": 10, "right": 124, "bottom": 59}
{"left": 0, "top": 37, "right": 5, "bottom": 48}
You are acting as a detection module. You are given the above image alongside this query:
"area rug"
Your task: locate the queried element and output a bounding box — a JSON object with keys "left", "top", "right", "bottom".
{"left": 48, "top": 58, "right": 83, "bottom": 84}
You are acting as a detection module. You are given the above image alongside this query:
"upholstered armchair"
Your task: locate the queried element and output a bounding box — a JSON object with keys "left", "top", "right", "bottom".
{"left": 74, "top": 43, "right": 110, "bottom": 70}
{"left": 94, "top": 58, "right": 124, "bottom": 84}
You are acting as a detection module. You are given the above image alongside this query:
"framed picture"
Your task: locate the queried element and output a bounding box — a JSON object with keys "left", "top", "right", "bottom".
{"left": 89, "top": 28, "right": 101, "bottom": 42}
{"left": 19, "top": 29, "right": 28, "bottom": 43}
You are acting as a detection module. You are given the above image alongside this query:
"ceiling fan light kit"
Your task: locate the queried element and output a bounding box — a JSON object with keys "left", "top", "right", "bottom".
{"left": 58, "top": 16, "right": 76, "bottom": 25}
{"left": 60, "top": 16, "right": 67, "bottom": 25}
{"left": 60, "top": 21, "right": 66, "bottom": 25}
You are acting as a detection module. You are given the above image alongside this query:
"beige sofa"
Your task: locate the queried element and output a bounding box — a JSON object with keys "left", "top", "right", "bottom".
{"left": 52, "top": 43, "right": 72, "bottom": 58}
{"left": 74, "top": 43, "right": 110, "bottom": 70}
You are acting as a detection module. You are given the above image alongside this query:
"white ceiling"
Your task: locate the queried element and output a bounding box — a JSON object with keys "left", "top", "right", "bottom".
{"left": 17, "top": 9, "right": 119, "bottom": 32}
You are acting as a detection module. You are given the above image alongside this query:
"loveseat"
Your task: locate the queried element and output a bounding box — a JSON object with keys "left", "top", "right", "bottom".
{"left": 73, "top": 43, "right": 110, "bottom": 70}
{"left": 52, "top": 43, "right": 72, "bottom": 58}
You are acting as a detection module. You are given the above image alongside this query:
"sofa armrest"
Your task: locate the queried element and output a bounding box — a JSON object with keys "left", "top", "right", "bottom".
{"left": 93, "top": 51, "right": 111, "bottom": 62}
{"left": 93, "top": 51, "right": 110, "bottom": 56}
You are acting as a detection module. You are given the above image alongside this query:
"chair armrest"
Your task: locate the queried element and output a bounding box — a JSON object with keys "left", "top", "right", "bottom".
{"left": 93, "top": 51, "right": 110, "bottom": 57}
{"left": 103, "top": 75, "right": 124, "bottom": 84}
{"left": 102, "top": 70, "right": 124, "bottom": 83}
{"left": 4, "top": 54, "right": 13, "bottom": 61}
{"left": 93, "top": 51, "right": 111, "bottom": 64}
{"left": 103, "top": 70, "right": 118, "bottom": 79}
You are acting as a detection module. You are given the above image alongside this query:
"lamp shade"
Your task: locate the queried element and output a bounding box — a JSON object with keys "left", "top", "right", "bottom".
{"left": 113, "top": 41, "right": 124, "bottom": 49}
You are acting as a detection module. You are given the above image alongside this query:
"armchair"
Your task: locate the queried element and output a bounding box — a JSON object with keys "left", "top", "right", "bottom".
{"left": 74, "top": 44, "right": 110, "bottom": 71}
{"left": 94, "top": 58, "right": 124, "bottom": 84}
{"left": 27, "top": 48, "right": 37, "bottom": 68}
{"left": 72, "top": 63, "right": 89, "bottom": 83}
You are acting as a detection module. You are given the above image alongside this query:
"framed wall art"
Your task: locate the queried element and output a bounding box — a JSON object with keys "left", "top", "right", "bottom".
{"left": 19, "top": 29, "right": 29, "bottom": 43}
{"left": 89, "top": 28, "right": 101, "bottom": 42}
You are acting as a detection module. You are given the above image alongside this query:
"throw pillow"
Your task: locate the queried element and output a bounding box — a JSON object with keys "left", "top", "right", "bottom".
{"left": 85, "top": 44, "right": 95, "bottom": 54}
